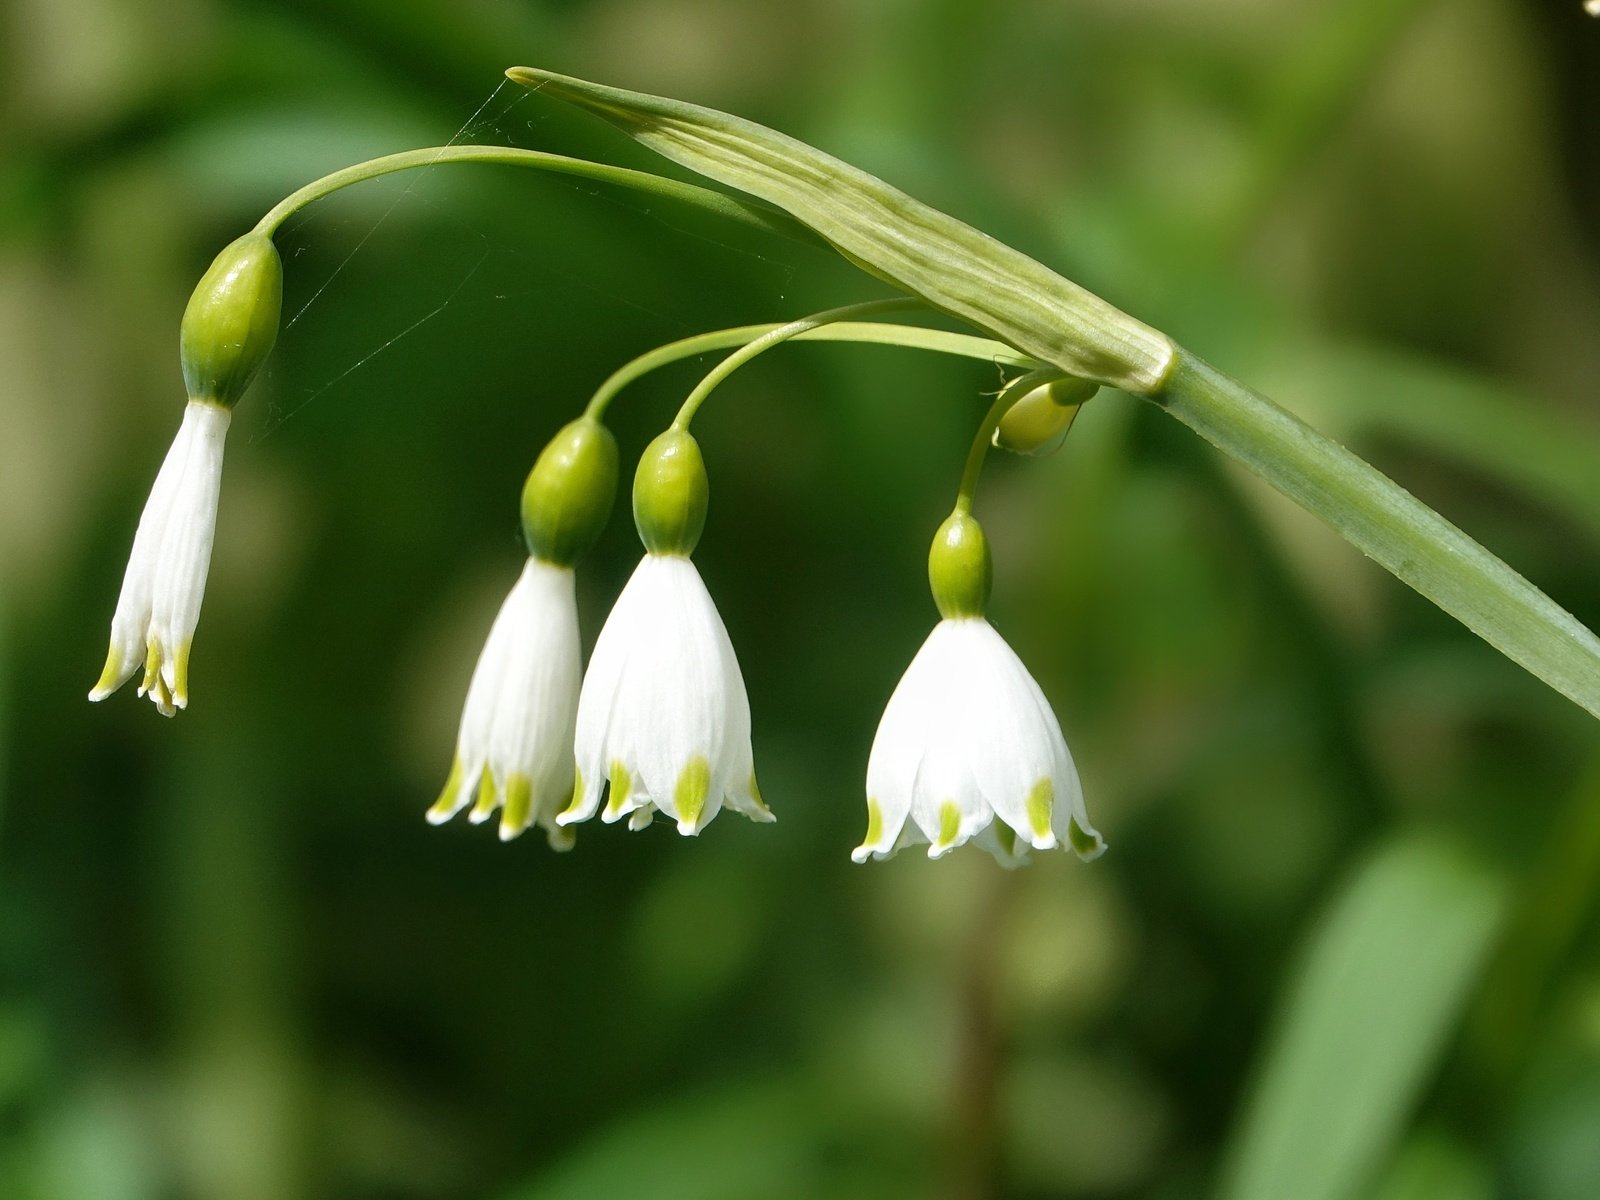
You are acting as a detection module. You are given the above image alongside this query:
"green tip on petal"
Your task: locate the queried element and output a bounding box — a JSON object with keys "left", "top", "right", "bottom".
{"left": 1025, "top": 778, "right": 1055, "bottom": 843}
{"left": 605, "top": 760, "right": 633, "bottom": 820}
{"left": 469, "top": 769, "right": 499, "bottom": 824}
{"left": 863, "top": 797, "right": 884, "bottom": 847}
{"left": 746, "top": 771, "right": 775, "bottom": 821}
{"left": 559, "top": 769, "right": 586, "bottom": 822}
{"left": 89, "top": 645, "right": 126, "bottom": 701}
{"left": 171, "top": 640, "right": 192, "bottom": 710}
{"left": 674, "top": 756, "right": 711, "bottom": 834}
{"left": 1068, "top": 817, "right": 1106, "bottom": 861}
{"left": 498, "top": 774, "right": 534, "bottom": 841}
{"left": 933, "top": 800, "right": 962, "bottom": 855}
{"left": 137, "top": 639, "right": 176, "bottom": 717}
{"left": 426, "top": 758, "right": 467, "bottom": 825}
{"left": 928, "top": 511, "right": 991, "bottom": 619}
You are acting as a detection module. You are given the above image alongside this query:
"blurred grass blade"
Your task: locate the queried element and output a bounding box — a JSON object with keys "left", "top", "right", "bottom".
{"left": 1160, "top": 353, "right": 1600, "bottom": 721}
{"left": 505, "top": 66, "right": 1175, "bottom": 394}
{"left": 1280, "top": 341, "right": 1600, "bottom": 543}
{"left": 500, "top": 1083, "right": 814, "bottom": 1200}
{"left": 1219, "top": 835, "right": 1507, "bottom": 1200}
{"left": 1369, "top": 1131, "right": 1494, "bottom": 1200}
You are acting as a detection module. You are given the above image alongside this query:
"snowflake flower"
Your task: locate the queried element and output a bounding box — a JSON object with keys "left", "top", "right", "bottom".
{"left": 854, "top": 510, "right": 1103, "bottom": 866}
{"left": 428, "top": 558, "right": 583, "bottom": 847}
{"left": 88, "top": 232, "right": 281, "bottom": 716}
{"left": 426, "top": 415, "right": 617, "bottom": 847}
{"left": 562, "top": 552, "right": 771, "bottom": 835}
{"left": 89, "top": 399, "right": 232, "bottom": 716}
{"left": 560, "top": 428, "right": 772, "bottom": 836}
{"left": 854, "top": 615, "right": 1103, "bottom": 866}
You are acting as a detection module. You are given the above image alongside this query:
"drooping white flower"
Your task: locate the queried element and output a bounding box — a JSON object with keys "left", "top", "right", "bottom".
{"left": 89, "top": 399, "right": 232, "bottom": 717}
{"left": 853, "top": 616, "right": 1104, "bottom": 867}
{"left": 561, "top": 553, "right": 772, "bottom": 836}
{"left": 428, "top": 557, "right": 583, "bottom": 847}
{"left": 89, "top": 232, "right": 282, "bottom": 717}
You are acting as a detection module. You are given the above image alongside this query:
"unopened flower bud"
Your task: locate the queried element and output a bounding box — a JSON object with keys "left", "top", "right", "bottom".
{"left": 928, "top": 510, "right": 991, "bottom": 619}
{"left": 180, "top": 233, "right": 283, "bottom": 409}
{"left": 633, "top": 429, "right": 708, "bottom": 556}
{"left": 521, "top": 417, "right": 619, "bottom": 566}
{"left": 993, "top": 376, "right": 1099, "bottom": 457}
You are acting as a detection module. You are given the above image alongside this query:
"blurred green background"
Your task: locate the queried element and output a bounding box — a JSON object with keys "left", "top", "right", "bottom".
{"left": 4, "top": 1, "right": 1600, "bottom": 1197}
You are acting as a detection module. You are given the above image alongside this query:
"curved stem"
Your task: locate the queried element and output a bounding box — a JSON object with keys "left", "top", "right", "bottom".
{"left": 250, "top": 145, "right": 819, "bottom": 245}
{"left": 953, "top": 369, "right": 1059, "bottom": 513}
{"left": 668, "top": 299, "right": 924, "bottom": 430}
{"left": 583, "top": 317, "right": 1040, "bottom": 422}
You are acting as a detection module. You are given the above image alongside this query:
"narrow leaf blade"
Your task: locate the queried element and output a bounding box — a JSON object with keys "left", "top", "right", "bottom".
{"left": 1219, "top": 835, "right": 1507, "bottom": 1200}
{"left": 1162, "top": 353, "right": 1600, "bottom": 721}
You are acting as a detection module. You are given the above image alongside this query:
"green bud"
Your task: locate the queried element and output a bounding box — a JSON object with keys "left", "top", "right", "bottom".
{"left": 633, "top": 429, "right": 708, "bottom": 556}
{"left": 180, "top": 232, "right": 283, "bottom": 409}
{"left": 928, "top": 511, "right": 991, "bottom": 619}
{"left": 993, "top": 376, "right": 1099, "bottom": 457}
{"left": 521, "top": 417, "right": 619, "bottom": 566}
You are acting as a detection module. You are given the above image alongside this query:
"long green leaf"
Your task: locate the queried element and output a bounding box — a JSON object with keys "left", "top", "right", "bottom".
{"left": 1158, "top": 353, "right": 1600, "bottom": 721}
{"left": 1369, "top": 1132, "right": 1494, "bottom": 1200}
{"left": 499, "top": 1083, "right": 817, "bottom": 1200}
{"left": 1219, "top": 835, "right": 1507, "bottom": 1200}
{"left": 508, "top": 65, "right": 1600, "bottom": 721}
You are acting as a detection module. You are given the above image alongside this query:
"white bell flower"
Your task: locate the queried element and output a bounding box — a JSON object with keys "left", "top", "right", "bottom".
{"left": 427, "top": 557, "right": 583, "bottom": 847}
{"left": 561, "top": 553, "right": 773, "bottom": 836}
{"left": 853, "top": 616, "right": 1104, "bottom": 867}
{"left": 89, "top": 398, "right": 232, "bottom": 717}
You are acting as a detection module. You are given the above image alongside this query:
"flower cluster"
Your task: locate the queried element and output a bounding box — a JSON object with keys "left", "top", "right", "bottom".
{"left": 90, "top": 227, "right": 1104, "bottom": 868}
{"left": 428, "top": 425, "right": 772, "bottom": 848}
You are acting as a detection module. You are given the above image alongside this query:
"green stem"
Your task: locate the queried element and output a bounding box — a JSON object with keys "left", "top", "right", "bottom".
{"left": 953, "top": 370, "right": 1058, "bottom": 513}
{"left": 250, "top": 145, "right": 820, "bottom": 245}
{"left": 583, "top": 320, "right": 1038, "bottom": 421}
{"left": 668, "top": 299, "right": 924, "bottom": 429}
{"left": 1154, "top": 349, "right": 1600, "bottom": 720}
